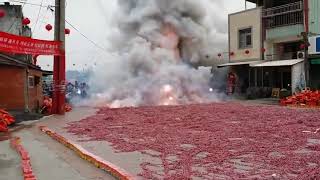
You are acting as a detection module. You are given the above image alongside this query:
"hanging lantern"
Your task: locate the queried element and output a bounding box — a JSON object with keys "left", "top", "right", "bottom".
{"left": 22, "top": 18, "right": 31, "bottom": 25}
{"left": 65, "top": 28, "right": 70, "bottom": 35}
{"left": 45, "top": 24, "right": 53, "bottom": 31}
{"left": 218, "top": 53, "right": 222, "bottom": 57}
{"left": 230, "top": 52, "right": 235, "bottom": 56}
{"left": 245, "top": 50, "right": 250, "bottom": 54}
{"left": 261, "top": 48, "right": 266, "bottom": 53}
{"left": 300, "top": 44, "right": 306, "bottom": 50}
{"left": 0, "top": 9, "right": 6, "bottom": 18}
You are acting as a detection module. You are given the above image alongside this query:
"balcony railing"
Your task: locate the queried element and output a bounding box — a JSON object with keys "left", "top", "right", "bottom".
{"left": 265, "top": 52, "right": 299, "bottom": 61}
{"left": 262, "top": 1, "right": 304, "bottom": 29}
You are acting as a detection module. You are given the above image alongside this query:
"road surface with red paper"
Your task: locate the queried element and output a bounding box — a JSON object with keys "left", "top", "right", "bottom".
{"left": 1, "top": 102, "right": 320, "bottom": 180}
{"left": 40, "top": 103, "right": 320, "bottom": 179}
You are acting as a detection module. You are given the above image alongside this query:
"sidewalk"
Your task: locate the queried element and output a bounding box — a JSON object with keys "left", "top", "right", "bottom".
{"left": 36, "top": 108, "right": 147, "bottom": 178}
{"left": 0, "top": 121, "right": 115, "bottom": 180}
{"left": 0, "top": 140, "right": 21, "bottom": 180}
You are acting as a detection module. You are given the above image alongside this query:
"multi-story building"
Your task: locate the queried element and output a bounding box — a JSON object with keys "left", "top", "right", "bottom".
{"left": 219, "top": 0, "right": 320, "bottom": 97}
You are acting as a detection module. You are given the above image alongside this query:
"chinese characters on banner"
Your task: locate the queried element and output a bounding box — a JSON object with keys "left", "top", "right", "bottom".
{"left": 0, "top": 31, "right": 62, "bottom": 56}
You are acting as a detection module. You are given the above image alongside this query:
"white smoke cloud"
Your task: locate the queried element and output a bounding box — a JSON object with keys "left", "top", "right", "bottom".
{"left": 85, "top": 0, "right": 228, "bottom": 107}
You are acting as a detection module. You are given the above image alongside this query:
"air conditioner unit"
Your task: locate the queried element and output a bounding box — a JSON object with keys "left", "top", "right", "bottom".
{"left": 297, "top": 51, "right": 305, "bottom": 59}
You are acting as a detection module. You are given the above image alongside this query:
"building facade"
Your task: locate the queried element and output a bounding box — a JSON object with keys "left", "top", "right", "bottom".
{"left": 220, "top": 0, "right": 320, "bottom": 98}
{"left": 0, "top": 2, "right": 45, "bottom": 112}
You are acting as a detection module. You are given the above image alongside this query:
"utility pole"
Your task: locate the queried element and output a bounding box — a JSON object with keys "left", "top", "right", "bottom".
{"left": 52, "top": 0, "right": 66, "bottom": 115}
{"left": 303, "top": 0, "right": 310, "bottom": 88}
{"left": 301, "top": 32, "right": 310, "bottom": 88}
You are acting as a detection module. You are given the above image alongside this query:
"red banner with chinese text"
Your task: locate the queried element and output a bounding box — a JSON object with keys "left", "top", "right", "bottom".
{"left": 0, "top": 31, "right": 62, "bottom": 56}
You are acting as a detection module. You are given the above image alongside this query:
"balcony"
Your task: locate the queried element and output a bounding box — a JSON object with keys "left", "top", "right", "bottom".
{"left": 263, "top": 1, "right": 304, "bottom": 29}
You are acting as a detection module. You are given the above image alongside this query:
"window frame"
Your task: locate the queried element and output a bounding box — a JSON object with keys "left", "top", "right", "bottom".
{"left": 238, "top": 27, "right": 253, "bottom": 49}
{"left": 28, "top": 76, "right": 35, "bottom": 88}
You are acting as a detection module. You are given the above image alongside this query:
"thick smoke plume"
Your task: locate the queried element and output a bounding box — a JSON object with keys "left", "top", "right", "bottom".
{"left": 87, "top": 0, "right": 228, "bottom": 108}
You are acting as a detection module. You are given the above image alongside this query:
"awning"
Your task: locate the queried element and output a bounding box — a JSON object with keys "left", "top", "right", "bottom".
{"left": 250, "top": 59, "right": 304, "bottom": 67}
{"left": 218, "top": 61, "right": 261, "bottom": 68}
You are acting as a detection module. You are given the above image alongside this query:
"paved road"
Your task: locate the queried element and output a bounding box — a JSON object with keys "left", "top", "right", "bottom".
{"left": 0, "top": 140, "right": 21, "bottom": 180}
{"left": 0, "top": 125, "right": 115, "bottom": 180}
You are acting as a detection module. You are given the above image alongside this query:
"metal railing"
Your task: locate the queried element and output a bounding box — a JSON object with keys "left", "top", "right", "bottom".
{"left": 262, "top": 2, "right": 303, "bottom": 17}
{"left": 262, "top": 1, "right": 304, "bottom": 29}
{"left": 265, "top": 52, "right": 300, "bottom": 61}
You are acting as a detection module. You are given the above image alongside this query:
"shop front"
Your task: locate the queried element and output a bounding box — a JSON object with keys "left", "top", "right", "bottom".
{"left": 218, "top": 59, "right": 305, "bottom": 99}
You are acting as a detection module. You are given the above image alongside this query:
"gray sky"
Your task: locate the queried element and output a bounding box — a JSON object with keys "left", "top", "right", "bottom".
{"left": 10, "top": 0, "right": 254, "bottom": 71}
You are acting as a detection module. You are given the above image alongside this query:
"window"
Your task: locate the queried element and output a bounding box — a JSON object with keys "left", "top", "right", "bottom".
{"left": 239, "top": 28, "right": 252, "bottom": 49}
{"left": 28, "top": 76, "right": 35, "bottom": 88}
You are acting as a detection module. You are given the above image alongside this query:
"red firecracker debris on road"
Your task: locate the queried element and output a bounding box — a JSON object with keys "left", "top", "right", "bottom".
{"left": 0, "top": 109, "right": 15, "bottom": 132}
{"left": 280, "top": 89, "right": 320, "bottom": 108}
{"left": 66, "top": 103, "right": 320, "bottom": 179}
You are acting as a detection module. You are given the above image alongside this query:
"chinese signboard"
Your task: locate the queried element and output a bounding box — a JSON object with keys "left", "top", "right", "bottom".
{"left": 309, "top": 36, "right": 320, "bottom": 55}
{"left": 0, "top": 31, "right": 62, "bottom": 56}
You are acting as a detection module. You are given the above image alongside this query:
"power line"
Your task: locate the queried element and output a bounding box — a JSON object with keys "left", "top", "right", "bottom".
{"left": 1, "top": 1, "right": 108, "bottom": 54}
{"left": 65, "top": 20, "right": 108, "bottom": 53}
{"left": 33, "top": 0, "right": 45, "bottom": 31}
{"left": 0, "top": 0, "right": 55, "bottom": 7}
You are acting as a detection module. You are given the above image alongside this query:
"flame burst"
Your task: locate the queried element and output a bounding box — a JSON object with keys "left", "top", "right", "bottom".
{"left": 159, "top": 84, "right": 177, "bottom": 106}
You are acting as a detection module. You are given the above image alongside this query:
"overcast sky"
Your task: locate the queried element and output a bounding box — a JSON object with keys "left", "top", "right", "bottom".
{"left": 4, "top": 0, "right": 254, "bottom": 71}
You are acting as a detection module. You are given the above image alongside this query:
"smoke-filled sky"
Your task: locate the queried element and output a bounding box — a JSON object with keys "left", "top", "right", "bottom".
{"left": 2, "top": 0, "right": 254, "bottom": 71}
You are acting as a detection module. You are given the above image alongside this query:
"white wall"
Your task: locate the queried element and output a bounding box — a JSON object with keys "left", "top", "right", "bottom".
{"left": 229, "top": 8, "right": 262, "bottom": 62}
{"left": 292, "top": 62, "right": 306, "bottom": 93}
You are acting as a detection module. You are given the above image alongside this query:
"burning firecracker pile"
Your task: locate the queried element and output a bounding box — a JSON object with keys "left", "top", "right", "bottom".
{"left": 66, "top": 103, "right": 320, "bottom": 179}
{"left": 280, "top": 89, "right": 320, "bottom": 108}
{"left": 0, "top": 109, "right": 15, "bottom": 132}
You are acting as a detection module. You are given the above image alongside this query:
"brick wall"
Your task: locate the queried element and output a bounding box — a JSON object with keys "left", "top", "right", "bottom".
{"left": 0, "top": 66, "right": 25, "bottom": 110}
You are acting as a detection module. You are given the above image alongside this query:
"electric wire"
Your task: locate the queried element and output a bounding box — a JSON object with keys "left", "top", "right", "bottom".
{"left": 33, "top": 0, "right": 45, "bottom": 31}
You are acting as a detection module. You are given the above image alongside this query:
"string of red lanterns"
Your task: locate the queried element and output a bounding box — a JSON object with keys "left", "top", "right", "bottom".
{"left": 0, "top": 9, "right": 6, "bottom": 18}
{"left": 217, "top": 48, "right": 268, "bottom": 58}
{"left": 22, "top": 18, "right": 31, "bottom": 25}
{"left": 45, "top": 24, "right": 53, "bottom": 31}
{"left": 65, "top": 28, "right": 70, "bottom": 35}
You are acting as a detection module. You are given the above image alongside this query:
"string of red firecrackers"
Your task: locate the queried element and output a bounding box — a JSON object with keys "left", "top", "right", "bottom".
{"left": 39, "top": 126, "right": 134, "bottom": 180}
{"left": 0, "top": 109, "right": 15, "bottom": 132}
{"left": 10, "top": 137, "right": 37, "bottom": 180}
{"left": 280, "top": 89, "right": 320, "bottom": 108}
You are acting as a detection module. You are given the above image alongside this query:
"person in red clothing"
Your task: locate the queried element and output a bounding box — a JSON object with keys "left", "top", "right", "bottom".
{"left": 227, "top": 72, "right": 236, "bottom": 95}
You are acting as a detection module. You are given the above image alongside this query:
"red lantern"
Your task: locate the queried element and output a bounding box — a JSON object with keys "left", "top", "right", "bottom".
{"left": 22, "top": 18, "right": 31, "bottom": 25}
{"left": 261, "top": 48, "right": 266, "bottom": 53}
{"left": 300, "top": 44, "right": 306, "bottom": 50}
{"left": 245, "top": 50, "right": 250, "bottom": 54}
{"left": 45, "top": 24, "right": 53, "bottom": 31}
{"left": 230, "top": 52, "right": 235, "bottom": 56}
{"left": 65, "top": 28, "right": 70, "bottom": 35}
{"left": 218, "top": 53, "right": 222, "bottom": 57}
{"left": 0, "top": 9, "right": 6, "bottom": 18}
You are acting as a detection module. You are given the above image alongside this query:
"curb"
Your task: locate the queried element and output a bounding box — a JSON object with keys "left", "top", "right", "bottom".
{"left": 10, "top": 137, "right": 37, "bottom": 180}
{"left": 39, "top": 126, "right": 134, "bottom": 180}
